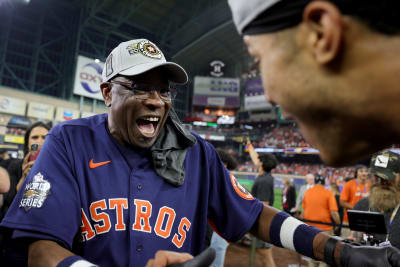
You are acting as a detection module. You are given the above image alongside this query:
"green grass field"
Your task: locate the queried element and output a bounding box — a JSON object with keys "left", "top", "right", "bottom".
{"left": 238, "top": 178, "right": 285, "bottom": 210}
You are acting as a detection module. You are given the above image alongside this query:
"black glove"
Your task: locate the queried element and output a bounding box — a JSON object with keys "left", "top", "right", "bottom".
{"left": 168, "top": 248, "right": 216, "bottom": 267}
{"left": 341, "top": 243, "right": 400, "bottom": 267}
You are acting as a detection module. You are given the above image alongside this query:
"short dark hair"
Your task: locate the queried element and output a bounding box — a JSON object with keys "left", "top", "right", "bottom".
{"left": 216, "top": 148, "right": 238, "bottom": 171}
{"left": 315, "top": 174, "right": 325, "bottom": 185}
{"left": 354, "top": 164, "right": 368, "bottom": 178}
{"left": 23, "top": 121, "right": 52, "bottom": 156}
{"left": 330, "top": 1, "right": 400, "bottom": 35}
{"left": 258, "top": 153, "right": 278, "bottom": 172}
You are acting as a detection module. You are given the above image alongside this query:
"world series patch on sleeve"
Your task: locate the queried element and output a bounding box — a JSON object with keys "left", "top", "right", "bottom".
{"left": 20, "top": 172, "right": 51, "bottom": 211}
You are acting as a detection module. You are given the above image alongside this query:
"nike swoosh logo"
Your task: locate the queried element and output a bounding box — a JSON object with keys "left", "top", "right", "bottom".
{"left": 89, "top": 159, "right": 111, "bottom": 169}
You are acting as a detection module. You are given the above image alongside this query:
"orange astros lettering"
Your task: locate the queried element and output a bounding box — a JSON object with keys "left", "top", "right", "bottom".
{"left": 89, "top": 159, "right": 111, "bottom": 169}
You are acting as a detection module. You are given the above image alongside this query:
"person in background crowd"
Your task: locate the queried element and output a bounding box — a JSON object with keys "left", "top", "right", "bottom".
{"left": 0, "top": 148, "right": 12, "bottom": 170}
{"left": 282, "top": 177, "right": 296, "bottom": 215}
{"left": 303, "top": 175, "right": 340, "bottom": 267}
{"left": 352, "top": 150, "right": 400, "bottom": 249}
{"left": 0, "top": 167, "right": 10, "bottom": 211}
{"left": 0, "top": 166, "right": 10, "bottom": 259}
{"left": 0, "top": 121, "right": 51, "bottom": 267}
{"left": 247, "top": 137, "right": 278, "bottom": 267}
{"left": 293, "top": 173, "right": 314, "bottom": 214}
{"left": 329, "top": 183, "right": 343, "bottom": 236}
{"left": 340, "top": 165, "right": 370, "bottom": 237}
{"left": 209, "top": 148, "right": 238, "bottom": 267}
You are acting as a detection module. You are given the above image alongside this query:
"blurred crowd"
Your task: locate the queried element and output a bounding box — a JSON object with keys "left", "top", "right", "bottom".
{"left": 254, "top": 126, "right": 311, "bottom": 148}
{"left": 237, "top": 161, "right": 356, "bottom": 184}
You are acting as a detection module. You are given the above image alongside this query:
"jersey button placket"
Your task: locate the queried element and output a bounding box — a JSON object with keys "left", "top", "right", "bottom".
{"left": 137, "top": 184, "right": 142, "bottom": 190}
{"left": 136, "top": 244, "right": 143, "bottom": 252}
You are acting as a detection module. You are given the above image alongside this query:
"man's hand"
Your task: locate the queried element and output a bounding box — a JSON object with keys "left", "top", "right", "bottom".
{"left": 146, "top": 248, "right": 216, "bottom": 267}
{"left": 340, "top": 243, "right": 400, "bottom": 267}
{"left": 145, "top": 251, "right": 193, "bottom": 267}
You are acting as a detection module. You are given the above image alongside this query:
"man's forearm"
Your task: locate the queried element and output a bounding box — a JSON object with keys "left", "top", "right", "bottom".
{"left": 247, "top": 143, "right": 261, "bottom": 167}
{"left": 252, "top": 205, "right": 337, "bottom": 263}
{"left": 340, "top": 200, "right": 353, "bottom": 209}
{"left": 331, "top": 211, "right": 340, "bottom": 226}
{"left": 29, "top": 240, "right": 74, "bottom": 267}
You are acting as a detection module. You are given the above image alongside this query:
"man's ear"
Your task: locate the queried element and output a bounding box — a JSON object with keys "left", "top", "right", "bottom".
{"left": 100, "top": 82, "right": 112, "bottom": 107}
{"left": 302, "top": 1, "right": 343, "bottom": 64}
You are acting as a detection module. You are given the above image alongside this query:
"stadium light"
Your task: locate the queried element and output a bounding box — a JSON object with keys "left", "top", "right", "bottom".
{"left": 12, "top": 0, "right": 31, "bottom": 4}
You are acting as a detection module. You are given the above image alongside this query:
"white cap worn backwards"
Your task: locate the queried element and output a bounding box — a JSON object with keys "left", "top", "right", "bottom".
{"left": 228, "top": 0, "right": 282, "bottom": 34}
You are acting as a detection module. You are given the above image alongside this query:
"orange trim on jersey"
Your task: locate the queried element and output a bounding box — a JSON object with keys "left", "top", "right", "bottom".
{"left": 89, "top": 159, "right": 111, "bottom": 169}
{"left": 80, "top": 208, "right": 96, "bottom": 241}
{"left": 132, "top": 199, "right": 152, "bottom": 233}
{"left": 90, "top": 199, "right": 112, "bottom": 235}
{"left": 172, "top": 217, "right": 191, "bottom": 248}
{"left": 109, "top": 198, "right": 128, "bottom": 231}
{"left": 230, "top": 174, "right": 254, "bottom": 200}
{"left": 154, "top": 206, "right": 176, "bottom": 239}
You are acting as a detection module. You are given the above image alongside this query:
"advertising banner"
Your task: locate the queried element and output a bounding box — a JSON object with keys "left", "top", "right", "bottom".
{"left": 73, "top": 56, "right": 104, "bottom": 100}
{"left": 192, "top": 95, "right": 240, "bottom": 107}
{"left": 4, "top": 135, "right": 24, "bottom": 144}
{"left": 55, "top": 107, "right": 80, "bottom": 122}
{"left": 193, "top": 76, "right": 240, "bottom": 97}
{"left": 0, "top": 96, "right": 26, "bottom": 116}
{"left": 244, "top": 79, "right": 272, "bottom": 110}
{"left": 27, "top": 102, "right": 54, "bottom": 120}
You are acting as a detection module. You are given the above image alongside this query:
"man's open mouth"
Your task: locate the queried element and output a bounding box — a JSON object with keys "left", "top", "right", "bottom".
{"left": 136, "top": 116, "right": 160, "bottom": 137}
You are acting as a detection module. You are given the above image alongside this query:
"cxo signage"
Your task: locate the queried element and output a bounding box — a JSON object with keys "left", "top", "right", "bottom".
{"left": 73, "top": 56, "right": 104, "bottom": 100}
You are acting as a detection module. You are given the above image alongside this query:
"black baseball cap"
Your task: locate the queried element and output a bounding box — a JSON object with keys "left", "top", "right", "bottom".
{"left": 370, "top": 150, "right": 400, "bottom": 180}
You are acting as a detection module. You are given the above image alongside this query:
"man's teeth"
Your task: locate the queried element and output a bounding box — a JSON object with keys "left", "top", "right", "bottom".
{"left": 143, "top": 117, "right": 159, "bottom": 122}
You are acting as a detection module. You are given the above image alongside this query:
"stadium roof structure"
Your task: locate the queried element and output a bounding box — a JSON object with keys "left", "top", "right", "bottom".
{"left": 70, "top": 0, "right": 250, "bottom": 78}
{"left": 0, "top": 0, "right": 251, "bottom": 118}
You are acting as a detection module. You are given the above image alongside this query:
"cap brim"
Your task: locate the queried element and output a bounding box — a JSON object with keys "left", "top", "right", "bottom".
{"left": 119, "top": 61, "right": 188, "bottom": 85}
{"left": 370, "top": 168, "right": 395, "bottom": 180}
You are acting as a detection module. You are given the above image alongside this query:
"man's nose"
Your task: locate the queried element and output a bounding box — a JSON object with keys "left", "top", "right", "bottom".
{"left": 143, "top": 91, "right": 164, "bottom": 107}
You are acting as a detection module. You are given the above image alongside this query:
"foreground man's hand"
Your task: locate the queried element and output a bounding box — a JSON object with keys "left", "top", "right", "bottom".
{"left": 145, "top": 251, "right": 193, "bottom": 267}
{"left": 146, "top": 248, "right": 216, "bottom": 267}
{"left": 340, "top": 243, "right": 400, "bottom": 267}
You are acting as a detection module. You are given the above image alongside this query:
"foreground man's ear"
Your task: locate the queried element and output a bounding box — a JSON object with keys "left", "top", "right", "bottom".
{"left": 100, "top": 82, "right": 112, "bottom": 107}
{"left": 302, "top": 0, "right": 343, "bottom": 64}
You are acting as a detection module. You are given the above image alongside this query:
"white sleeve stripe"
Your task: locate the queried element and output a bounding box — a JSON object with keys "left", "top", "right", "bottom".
{"left": 280, "top": 216, "right": 303, "bottom": 251}
{"left": 70, "top": 260, "right": 98, "bottom": 267}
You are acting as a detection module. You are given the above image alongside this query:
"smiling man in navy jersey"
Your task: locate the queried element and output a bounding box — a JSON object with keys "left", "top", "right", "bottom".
{"left": 1, "top": 39, "right": 263, "bottom": 267}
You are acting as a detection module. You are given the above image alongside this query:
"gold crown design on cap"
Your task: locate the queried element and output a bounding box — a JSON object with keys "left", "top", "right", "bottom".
{"left": 102, "top": 39, "right": 188, "bottom": 84}
{"left": 370, "top": 150, "right": 400, "bottom": 180}
{"left": 125, "top": 40, "right": 162, "bottom": 59}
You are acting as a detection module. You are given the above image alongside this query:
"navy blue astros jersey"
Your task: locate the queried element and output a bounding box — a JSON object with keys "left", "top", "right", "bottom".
{"left": 1, "top": 114, "right": 263, "bottom": 267}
